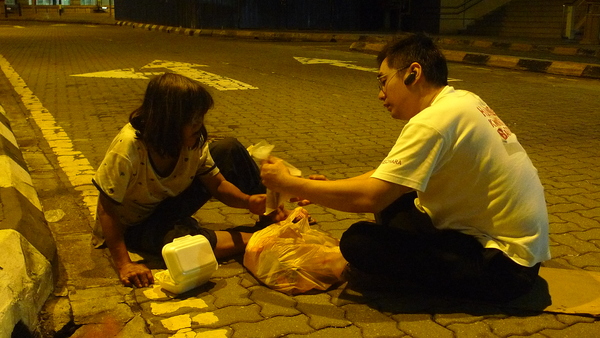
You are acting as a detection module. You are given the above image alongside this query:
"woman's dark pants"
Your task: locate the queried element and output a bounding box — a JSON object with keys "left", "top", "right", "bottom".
{"left": 124, "top": 138, "right": 265, "bottom": 255}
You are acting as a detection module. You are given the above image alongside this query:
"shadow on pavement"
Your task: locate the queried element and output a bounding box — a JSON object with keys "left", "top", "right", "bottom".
{"left": 336, "top": 276, "right": 551, "bottom": 317}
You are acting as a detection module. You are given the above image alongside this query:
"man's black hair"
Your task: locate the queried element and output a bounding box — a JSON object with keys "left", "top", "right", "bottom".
{"left": 377, "top": 33, "right": 448, "bottom": 87}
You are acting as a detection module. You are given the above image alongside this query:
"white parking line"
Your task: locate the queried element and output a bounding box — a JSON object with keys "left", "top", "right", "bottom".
{"left": 0, "top": 54, "right": 98, "bottom": 219}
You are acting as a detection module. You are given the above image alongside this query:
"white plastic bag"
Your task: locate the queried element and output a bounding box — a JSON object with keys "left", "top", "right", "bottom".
{"left": 243, "top": 207, "right": 348, "bottom": 295}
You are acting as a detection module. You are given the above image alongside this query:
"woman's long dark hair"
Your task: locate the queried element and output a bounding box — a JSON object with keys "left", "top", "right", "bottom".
{"left": 129, "top": 73, "right": 213, "bottom": 157}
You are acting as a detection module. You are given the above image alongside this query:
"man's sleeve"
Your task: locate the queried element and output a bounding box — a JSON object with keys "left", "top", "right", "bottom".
{"left": 372, "top": 123, "right": 446, "bottom": 192}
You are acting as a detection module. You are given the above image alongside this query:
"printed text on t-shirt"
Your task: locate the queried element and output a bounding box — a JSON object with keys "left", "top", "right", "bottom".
{"left": 477, "top": 105, "right": 512, "bottom": 140}
{"left": 381, "top": 159, "right": 402, "bottom": 165}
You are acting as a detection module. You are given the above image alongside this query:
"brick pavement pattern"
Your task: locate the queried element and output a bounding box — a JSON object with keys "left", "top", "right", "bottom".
{"left": 1, "top": 20, "right": 600, "bottom": 337}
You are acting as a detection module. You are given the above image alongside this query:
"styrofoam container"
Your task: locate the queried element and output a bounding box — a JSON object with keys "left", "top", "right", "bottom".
{"left": 157, "top": 235, "right": 218, "bottom": 294}
{"left": 155, "top": 270, "right": 205, "bottom": 295}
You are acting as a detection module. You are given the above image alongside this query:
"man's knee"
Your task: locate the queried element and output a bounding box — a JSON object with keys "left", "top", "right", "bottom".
{"left": 340, "top": 221, "right": 380, "bottom": 266}
{"left": 340, "top": 221, "right": 375, "bottom": 248}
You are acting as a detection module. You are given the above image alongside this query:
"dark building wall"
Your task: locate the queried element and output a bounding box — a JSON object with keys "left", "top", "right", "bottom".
{"left": 401, "top": 0, "right": 441, "bottom": 34}
{"left": 115, "top": 0, "right": 441, "bottom": 33}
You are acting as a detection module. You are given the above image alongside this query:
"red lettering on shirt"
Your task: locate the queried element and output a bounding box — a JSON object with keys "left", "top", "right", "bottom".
{"left": 478, "top": 105, "right": 513, "bottom": 140}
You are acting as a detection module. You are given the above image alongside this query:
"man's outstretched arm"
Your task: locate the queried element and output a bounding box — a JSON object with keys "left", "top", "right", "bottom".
{"left": 261, "top": 157, "right": 411, "bottom": 213}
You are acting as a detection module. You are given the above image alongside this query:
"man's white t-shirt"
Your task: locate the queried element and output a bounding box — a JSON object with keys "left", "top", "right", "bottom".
{"left": 372, "top": 86, "right": 550, "bottom": 267}
{"left": 93, "top": 123, "right": 219, "bottom": 226}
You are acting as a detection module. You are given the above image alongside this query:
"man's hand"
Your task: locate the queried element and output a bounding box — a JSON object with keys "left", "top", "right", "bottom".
{"left": 118, "top": 261, "right": 154, "bottom": 288}
{"left": 260, "top": 156, "right": 291, "bottom": 191}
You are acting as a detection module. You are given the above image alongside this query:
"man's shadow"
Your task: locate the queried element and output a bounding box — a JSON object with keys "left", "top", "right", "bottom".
{"left": 336, "top": 275, "right": 552, "bottom": 317}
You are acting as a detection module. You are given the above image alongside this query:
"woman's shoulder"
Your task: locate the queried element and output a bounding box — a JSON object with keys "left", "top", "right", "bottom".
{"left": 118, "top": 123, "right": 138, "bottom": 139}
{"left": 114, "top": 123, "right": 141, "bottom": 143}
{"left": 106, "top": 124, "right": 145, "bottom": 158}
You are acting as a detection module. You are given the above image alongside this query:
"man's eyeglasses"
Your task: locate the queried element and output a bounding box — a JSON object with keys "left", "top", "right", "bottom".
{"left": 377, "top": 64, "right": 412, "bottom": 93}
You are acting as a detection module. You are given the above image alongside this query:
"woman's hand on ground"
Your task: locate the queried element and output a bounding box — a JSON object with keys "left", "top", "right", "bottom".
{"left": 118, "top": 262, "right": 154, "bottom": 288}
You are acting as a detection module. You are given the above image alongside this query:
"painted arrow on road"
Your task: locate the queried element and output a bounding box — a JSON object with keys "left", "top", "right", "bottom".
{"left": 294, "top": 57, "right": 379, "bottom": 72}
{"left": 143, "top": 60, "right": 258, "bottom": 91}
{"left": 71, "top": 60, "right": 258, "bottom": 91}
{"left": 71, "top": 68, "right": 161, "bottom": 79}
{"left": 295, "top": 57, "right": 462, "bottom": 82}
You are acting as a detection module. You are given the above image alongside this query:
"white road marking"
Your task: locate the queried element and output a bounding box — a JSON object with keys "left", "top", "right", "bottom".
{"left": 71, "top": 68, "right": 159, "bottom": 79}
{"left": 150, "top": 298, "right": 208, "bottom": 315}
{"left": 0, "top": 54, "right": 98, "bottom": 218}
{"left": 192, "top": 312, "right": 219, "bottom": 325}
{"left": 142, "top": 60, "right": 258, "bottom": 91}
{"left": 170, "top": 328, "right": 228, "bottom": 338}
{"left": 161, "top": 314, "right": 192, "bottom": 331}
{"left": 295, "top": 56, "right": 463, "bottom": 81}
{"left": 71, "top": 60, "right": 258, "bottom": 91}
{"left": 295, "top": 57, "right": 379, "bottom": 72}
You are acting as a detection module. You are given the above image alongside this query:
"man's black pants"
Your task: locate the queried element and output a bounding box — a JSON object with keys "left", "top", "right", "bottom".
{"left": 339, "top": 192, "right": 540, "bottom": 302}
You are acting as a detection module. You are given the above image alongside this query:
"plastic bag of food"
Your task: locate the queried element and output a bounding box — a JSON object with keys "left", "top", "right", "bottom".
{"left": 243, "top": 207, "right": 348, "bottom": 295}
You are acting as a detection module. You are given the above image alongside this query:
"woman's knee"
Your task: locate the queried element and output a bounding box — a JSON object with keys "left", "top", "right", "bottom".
{"left": 210, "top": 138, "right": 264, "bottom": 195}
{"left": 209, "top": 137, "right": 243, "bottom": 159}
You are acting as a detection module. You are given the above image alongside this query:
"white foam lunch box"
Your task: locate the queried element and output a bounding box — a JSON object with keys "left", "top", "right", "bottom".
{"left": 155, "top": 235, "right": 218, "bottom": 294}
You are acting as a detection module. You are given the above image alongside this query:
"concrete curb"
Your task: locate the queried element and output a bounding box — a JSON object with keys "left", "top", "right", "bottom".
{"left": 0, "top": 104, "right": 55, "bottom": 261}
{"left": 116, "top": 21, "right": 366, "bottom": 42}
{"left": 351, "top": 35, "right": 600, "bottom": 60}
{"left": 0, "top": 103, "right": 56, "bottom": 336}
{"left": 0, "top": 230, "right": 53, "bottom": 338}
{"left": 444, "top": 50, "right": 600, "bottom": 79}
{"left": 433, "top": 37, "right": 600, "bottom": 59}
{"left": 349, "top": 41, "right": 600, "bottom": 80}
